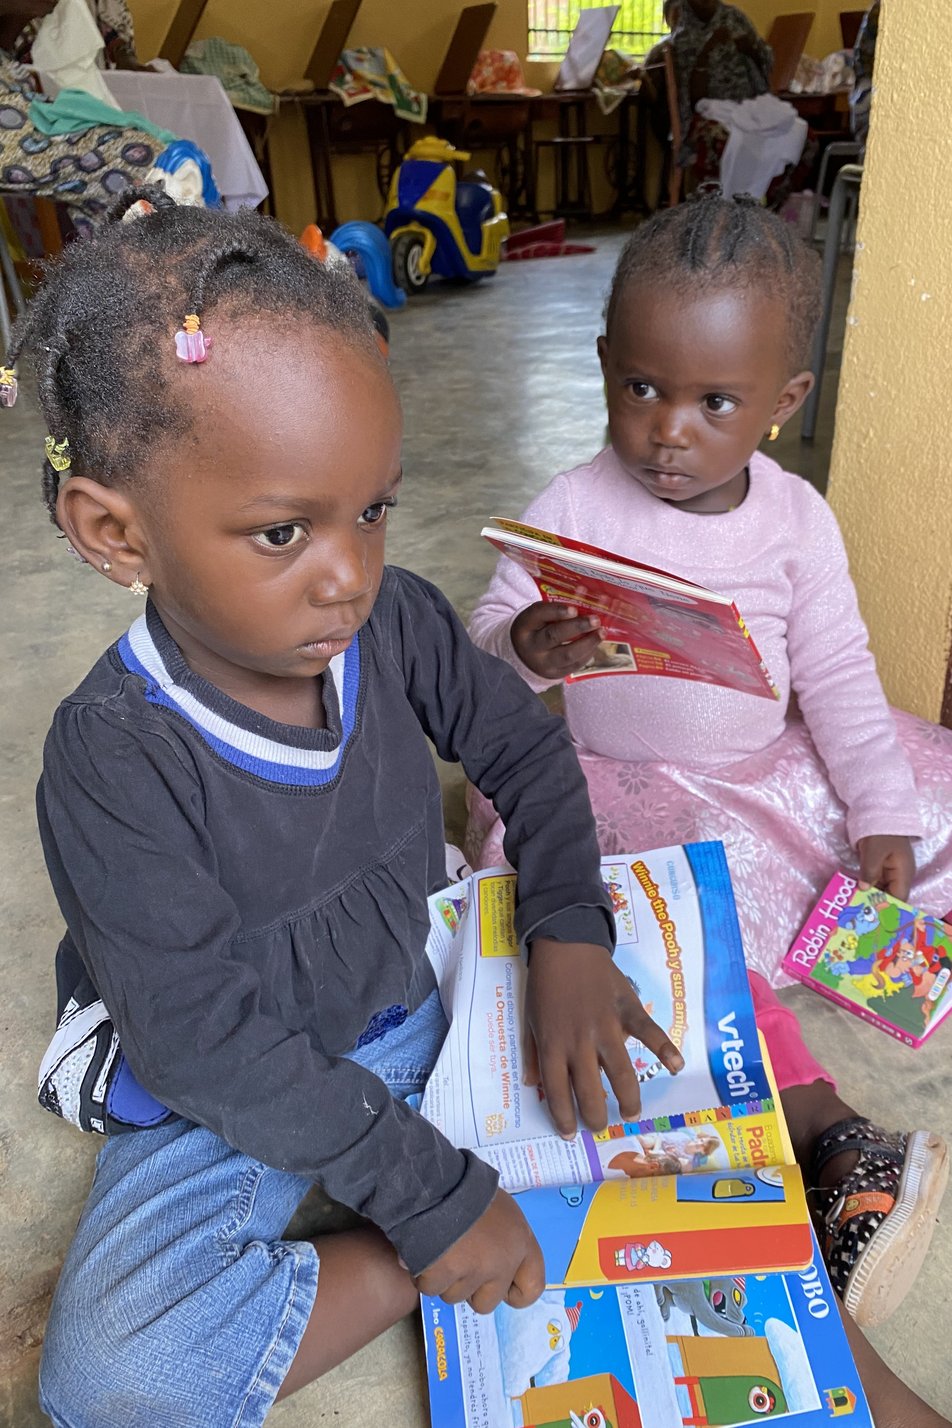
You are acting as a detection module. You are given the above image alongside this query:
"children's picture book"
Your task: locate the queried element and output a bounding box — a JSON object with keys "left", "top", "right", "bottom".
{"left": 421, "top": 1228, "right": 873, "bottom": 1428}
{"left": 422, "top": 844, "right": 785, "bottom": 1194}
{"left": 419, "top": 846, "right": 872, "bottom": 1427}
{"left": 481, "top": 517, "right": 778, "bottom": 699}
{"left": 783, "top": 871, "right": 952, "bottom": 1048}
{"left": 516, "top": 1164, "right": 812, "bottom": 1289}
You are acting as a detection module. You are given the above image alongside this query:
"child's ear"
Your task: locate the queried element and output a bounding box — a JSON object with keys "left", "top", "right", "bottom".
{"left": 772, "top": 369, "right": 815, "bottom": 424}
{"left": 57, "top": 478, "right": 153, "bottom": 590}
{"left": 597, "top": 335, "right": 610, "bottom": 381}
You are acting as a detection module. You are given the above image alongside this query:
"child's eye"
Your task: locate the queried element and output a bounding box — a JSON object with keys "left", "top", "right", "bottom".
{"left": 704, "top": 394, "right": 738, "bottom": 414}
{"left": 252, "top": 523, "right": 307, "bottom": 549}
{"left": 359, "top": 497, "right": 398, "bottom": 527}
{"left": 627, "top": 381, "right": 658, "bottom": 401}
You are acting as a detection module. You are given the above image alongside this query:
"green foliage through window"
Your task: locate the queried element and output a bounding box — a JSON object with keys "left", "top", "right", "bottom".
{"left": 528, "top": 0, "right": 668, "bottom": 61}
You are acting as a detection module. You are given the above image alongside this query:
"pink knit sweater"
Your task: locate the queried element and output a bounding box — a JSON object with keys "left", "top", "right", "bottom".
{"left": 469, "top": 447, "right": 924, "bottom": 846}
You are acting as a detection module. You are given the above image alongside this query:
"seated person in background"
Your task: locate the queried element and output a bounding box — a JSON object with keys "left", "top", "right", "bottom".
{"left": 671, "top": 0, "right": 810, "bottom": 204}
{"left": 850, "top": 0, "right": 880, "bottom": 149}
{"left": 9, "top": 0, "right": 144, "bottom": 70}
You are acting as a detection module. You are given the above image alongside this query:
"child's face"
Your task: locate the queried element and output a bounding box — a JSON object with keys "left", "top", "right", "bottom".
{"left": 598, "top": 282, "right": 811, "bottom": 515}
{"left": 121, "top": 322, "right": 402, "bottom": 692}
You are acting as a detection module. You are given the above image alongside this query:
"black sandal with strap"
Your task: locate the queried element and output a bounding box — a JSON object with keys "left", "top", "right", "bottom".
{"left": 810, "top": 1117, "right": 948, "bottom": 1327}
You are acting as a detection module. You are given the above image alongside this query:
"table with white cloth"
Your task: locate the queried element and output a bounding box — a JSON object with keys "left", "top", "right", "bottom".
{"left": 101, "top": 70, "right": 268, "bottom": 210}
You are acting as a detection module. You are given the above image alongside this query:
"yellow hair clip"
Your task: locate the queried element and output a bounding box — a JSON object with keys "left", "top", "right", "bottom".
{"left": 0, "top": 365, "right": 17, "bottom": 408}
{"left": 45, "top": 435, "right": 72, "bottom": 473}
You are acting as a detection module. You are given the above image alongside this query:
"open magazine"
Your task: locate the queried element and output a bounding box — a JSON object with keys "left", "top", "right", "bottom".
{"left": 422, "top": 844, "right": 786, "bottom": 1193}
{"left": 418, "top": 844, "right": 872, "bottom": 1426}
{"left": 482, "top": 517, "right": 778, "bottom": 698}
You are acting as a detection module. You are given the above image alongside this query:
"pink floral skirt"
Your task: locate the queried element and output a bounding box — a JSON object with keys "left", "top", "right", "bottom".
{"left": 465, "top": 709, "right": 952, "bottom": 991}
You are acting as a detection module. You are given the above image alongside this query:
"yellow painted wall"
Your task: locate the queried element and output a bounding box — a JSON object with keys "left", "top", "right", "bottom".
{"left": 128, "top": 0, "right": 845, "bottom": 230}
{"left": 826, "top": 0, "right": 952, "bottom": 721}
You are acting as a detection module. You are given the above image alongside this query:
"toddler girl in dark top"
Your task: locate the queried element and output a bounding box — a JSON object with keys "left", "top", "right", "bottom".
{"left": 7, "top": 194, "right": 681, "bottom": 1427}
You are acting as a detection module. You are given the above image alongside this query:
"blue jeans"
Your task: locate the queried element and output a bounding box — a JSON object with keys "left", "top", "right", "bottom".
{"left": 39, "top": 991, "right": 449, "bottom": 1428}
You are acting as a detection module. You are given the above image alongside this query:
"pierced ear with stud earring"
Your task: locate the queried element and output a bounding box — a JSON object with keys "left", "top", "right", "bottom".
{"left": 130, "top": 574, "right": 149, "bottom": 596}
{"left": 768, "top": 423, "right": 781, "bottom": 442}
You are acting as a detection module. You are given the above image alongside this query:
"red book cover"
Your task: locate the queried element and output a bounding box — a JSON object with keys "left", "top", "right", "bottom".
{"left": 483, "top": 518, "right": 779, "bottom": 699}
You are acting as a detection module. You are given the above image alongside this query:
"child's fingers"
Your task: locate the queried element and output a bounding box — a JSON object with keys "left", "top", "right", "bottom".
{"left": 522, "top": 1028, "right": 541, "bottom": 1088}
{"left": 537, "top": 614, "right": 602, "bottom": 650}
{"left": 568, "top": 1047, "right": 611, "bottom": 1132}
{"left": 505, "top": 1242, "right": 546, "bottom": 1309}
{"left": 623, "top": 1000, "right": 684, "bottom": 1075}
{"left": 599, "top": 1035, "right": 642, "bottom": 1123}
{"left": 537, "top": 1048, "right": 578, "bottom": 1139}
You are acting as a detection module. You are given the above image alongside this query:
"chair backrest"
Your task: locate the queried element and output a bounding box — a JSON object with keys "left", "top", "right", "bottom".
{"left": 766, "top": 11, "right": 815, "bottom": 92}
{"left": 306, "top": 0, "right": 363, "bottom": 89}
{"left": 434, "top": 4, "right": 498, "bottom": 95}
{"left": 158, "top": 0, "right": 210, "bottom": 68}
{"left": 662, "top": 42, "right": 683, "bottom": 208}
{"left": 839, "top": 9, "right": 865, "bottom": 48}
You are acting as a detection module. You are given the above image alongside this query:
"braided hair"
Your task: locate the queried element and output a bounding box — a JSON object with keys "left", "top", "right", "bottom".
{"left": 605, "top": 188, "right": 821, "bottom": 371}
{"left": 5, "top": 188, "right": 380, "bottom": 524}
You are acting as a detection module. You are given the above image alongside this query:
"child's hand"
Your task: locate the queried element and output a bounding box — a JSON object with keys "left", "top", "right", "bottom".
{"left": 524, "top": 939, "right": 684, "bottom": 1137}
{"left": 857, "top": 835, "right": 916, "bottom": 902}
{"left": 511, "top": 602, "right": 603, "bottom": 680}
{"left": 413, "top": 1189, "right": 544, "bottom": 1315}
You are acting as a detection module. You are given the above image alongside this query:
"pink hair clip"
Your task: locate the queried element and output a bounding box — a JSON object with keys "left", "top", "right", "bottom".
{"left": 0, "top": 365, "right": 17, "bottom": 408}
{"left": 175, "top": 313, "right": 211, "bottom": 364}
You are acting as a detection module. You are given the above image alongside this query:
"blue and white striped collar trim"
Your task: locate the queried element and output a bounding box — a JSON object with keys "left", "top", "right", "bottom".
{"left": 117, "top": 612, "right": 361, "bottom": 787}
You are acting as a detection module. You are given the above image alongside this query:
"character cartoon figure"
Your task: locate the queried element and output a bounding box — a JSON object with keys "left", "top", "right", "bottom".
{"left": 656, "top": 1275, "right": 753, "bottom": 1335}
{"left": 837, "top": 898, "right": 886, "bottom": 938}
{"left": 569, "top": 1411, "right": 610, "bottom": 1428}
{"left": 147, "top": 139, "right": 221, "bottom": 208}
{"left": 615, "top": 1239, "right": 671, "bottom": 1272}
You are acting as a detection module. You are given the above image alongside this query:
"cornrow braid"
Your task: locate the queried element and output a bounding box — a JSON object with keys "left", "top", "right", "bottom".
{"left": 5, "top": 188, "right": 380, "bottom": 525}
{"left": 605, "top": 187, "right": 822, "bottom": 371}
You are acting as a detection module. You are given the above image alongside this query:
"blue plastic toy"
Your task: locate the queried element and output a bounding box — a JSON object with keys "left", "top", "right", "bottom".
{"left": 329, "top": 221, "right": 406, "bottom": 310}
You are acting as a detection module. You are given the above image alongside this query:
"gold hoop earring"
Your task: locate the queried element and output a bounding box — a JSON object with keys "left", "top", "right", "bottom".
{"left": 768, "top": 423, "right": 781, "bottom": 442}
{"left": 129, "top": 574, "right": 149, "bottom": 596}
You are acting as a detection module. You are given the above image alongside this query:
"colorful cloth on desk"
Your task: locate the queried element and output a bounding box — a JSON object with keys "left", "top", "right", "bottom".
{"left": 28, "top": 86, "right": 175, "bottom": 142}
{"left": 592, "top": 48, "right": 641, "bottom": 115}
{"left": 466, "top": 49, "right": 540, "bottom": 97}
{"left": 330, "top": 47, "right": 427, "bottom": 123}
{"left": 181, "top": 37, "right": 275, "bottom": 116}
{"left": 0, "top": 51, "right": 161, "bottom": 228}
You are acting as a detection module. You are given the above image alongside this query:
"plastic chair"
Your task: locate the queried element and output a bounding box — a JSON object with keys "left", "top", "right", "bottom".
{"left": 801, "top": 162, "right": 862, "bottom": 441}
{"left": 809, "top": 139, "right": 862, "bottom": 245}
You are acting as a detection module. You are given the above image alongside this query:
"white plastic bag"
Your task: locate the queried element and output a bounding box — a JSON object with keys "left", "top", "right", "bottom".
{"left": 31, "top": 0, "right": 120, "bottom": 108}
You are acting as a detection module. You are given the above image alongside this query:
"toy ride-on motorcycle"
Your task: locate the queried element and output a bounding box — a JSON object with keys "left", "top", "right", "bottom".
{"left": 384, "top": 136, "right": 509, "bottom": 294}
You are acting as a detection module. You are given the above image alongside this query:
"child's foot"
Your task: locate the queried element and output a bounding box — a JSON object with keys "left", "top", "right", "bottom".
{"left": 811, "top": 1118, "right": 948, "bottom": 1328}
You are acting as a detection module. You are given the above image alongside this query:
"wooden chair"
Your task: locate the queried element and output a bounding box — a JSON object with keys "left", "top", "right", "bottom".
{"left": 158, "top": 0, "right": 210, "bottom": 68}
{"left": 766, "top": 12, "right": 815, "bottom": 93}
{"left": 839, "top": 10, "right": 865, "bottom": 49}
{"left": 662, "top": 43, "right": 684, "bottom": 208}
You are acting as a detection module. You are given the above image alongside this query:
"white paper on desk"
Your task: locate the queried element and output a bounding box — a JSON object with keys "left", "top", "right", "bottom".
{"left": 32, "top": 0, "right": 120, "bottom": 108}
{"left": 555, "top": 5, "right": 619, "bottom": 91}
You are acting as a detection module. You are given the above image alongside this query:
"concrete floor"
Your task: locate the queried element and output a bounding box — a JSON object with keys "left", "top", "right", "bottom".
{"left": 3, "top": 229, "right": 950, "bottom": 1426}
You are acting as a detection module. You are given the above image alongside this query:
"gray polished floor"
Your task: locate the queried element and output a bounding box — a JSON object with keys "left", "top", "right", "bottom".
{"left": 3, "top": 230, "right": 948, "bottom": 1427}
